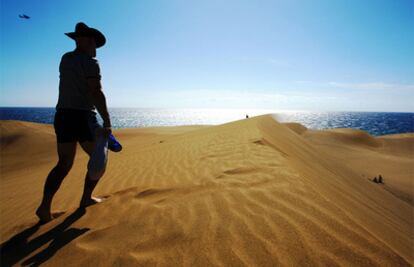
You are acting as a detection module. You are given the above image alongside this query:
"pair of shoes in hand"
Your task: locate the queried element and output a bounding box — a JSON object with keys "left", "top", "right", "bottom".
{"left": 108, "top": 133, "right": 122, "bottom": 152}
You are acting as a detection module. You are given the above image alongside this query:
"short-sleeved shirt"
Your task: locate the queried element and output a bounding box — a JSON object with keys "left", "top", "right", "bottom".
{"left": 56, "top": 49, "right": 101, "bottom": 111}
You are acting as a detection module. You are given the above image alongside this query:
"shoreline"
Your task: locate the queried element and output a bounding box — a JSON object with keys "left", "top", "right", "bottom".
{"left": 1, "top": 118, "right": 413, "bottom": 138}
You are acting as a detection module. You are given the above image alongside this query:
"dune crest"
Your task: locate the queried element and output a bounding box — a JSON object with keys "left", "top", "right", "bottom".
{"left": 1, "top": 115, "right": 413, "bottom": 266}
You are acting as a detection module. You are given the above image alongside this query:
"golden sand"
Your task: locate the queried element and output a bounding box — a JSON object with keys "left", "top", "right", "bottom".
{"left": 0, "top": 115, "right": 413, "bottom": 266}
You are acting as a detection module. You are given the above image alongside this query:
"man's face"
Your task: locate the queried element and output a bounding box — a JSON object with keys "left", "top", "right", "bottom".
{"left": 76, "top": 36, "right": 97, "bottom": 57}
{"left": 88, "top": 37, "right": 97, "bottom": 57}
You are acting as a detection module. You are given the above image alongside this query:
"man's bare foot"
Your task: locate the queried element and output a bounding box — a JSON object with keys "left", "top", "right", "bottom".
{"left": 36, "top": 206, "right": 52, "bottom": 223}
{"left": 79, "top": 196, "right": 107, "bottom": 208}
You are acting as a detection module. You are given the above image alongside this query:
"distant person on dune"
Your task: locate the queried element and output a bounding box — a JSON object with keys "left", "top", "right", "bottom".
{"left": 36, "top": 22, "right": 112, "bottom": 223}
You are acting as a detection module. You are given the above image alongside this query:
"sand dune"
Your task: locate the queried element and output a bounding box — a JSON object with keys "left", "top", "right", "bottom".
{"left": 0, "top": 115, "right": 413, "bottom": 266}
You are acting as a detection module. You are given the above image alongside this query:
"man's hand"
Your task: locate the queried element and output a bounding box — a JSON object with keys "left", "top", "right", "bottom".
{"left": 96, "top": 126, "right": 111, "bottom": 138}
{"left": 102, "top": 127, "right": 112, "bottom": 138}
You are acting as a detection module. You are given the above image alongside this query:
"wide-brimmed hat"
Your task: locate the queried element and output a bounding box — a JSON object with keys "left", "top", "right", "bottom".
{"left": 65, "top": 22, "right": 106, "bottom": 48}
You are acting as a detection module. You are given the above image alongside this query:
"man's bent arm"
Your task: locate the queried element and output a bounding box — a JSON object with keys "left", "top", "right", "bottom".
{"left": 87, "top": 78, "right": 111, "bottom": 127}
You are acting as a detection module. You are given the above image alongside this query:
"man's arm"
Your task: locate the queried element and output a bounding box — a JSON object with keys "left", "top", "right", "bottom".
{"left": 87, "top": 78, "right": 111, "bottom": 128}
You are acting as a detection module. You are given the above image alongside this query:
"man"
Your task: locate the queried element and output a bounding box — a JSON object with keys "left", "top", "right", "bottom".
{"left": 36, "top": 22, "right": 111, "bottom": 223}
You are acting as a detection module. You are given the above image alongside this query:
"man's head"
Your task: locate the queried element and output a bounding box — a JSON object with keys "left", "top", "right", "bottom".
{"left": 65, "top": 22, "right": 106, "bottom": 57}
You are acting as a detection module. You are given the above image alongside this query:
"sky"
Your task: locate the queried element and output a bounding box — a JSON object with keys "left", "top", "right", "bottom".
{"left": 1, "top": 0, "right": 413, "bottom": 111}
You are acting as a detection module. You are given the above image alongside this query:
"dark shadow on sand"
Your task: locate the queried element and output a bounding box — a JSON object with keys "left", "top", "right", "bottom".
{"left": 0, "top": 208, "right": 89, "bottom": 267}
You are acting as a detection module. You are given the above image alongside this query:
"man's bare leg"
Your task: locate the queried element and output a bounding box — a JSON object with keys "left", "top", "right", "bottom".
{"left": 79, "top": 175, "right": 104, "bottom": 207}
{"left": 36, "top": 142, "right": 77, "bottom": 222}
{"left": 79, "top": 140, "right": 107, "bottom": 207}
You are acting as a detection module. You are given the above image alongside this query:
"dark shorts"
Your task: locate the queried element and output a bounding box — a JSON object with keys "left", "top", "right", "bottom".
{"left": 54, "top": 109, "right": 98, "bottom": 143}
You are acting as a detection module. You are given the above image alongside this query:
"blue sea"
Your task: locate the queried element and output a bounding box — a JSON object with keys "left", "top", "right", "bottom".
{"left": 0, "top": 107, "right": 413, "bottom": 136}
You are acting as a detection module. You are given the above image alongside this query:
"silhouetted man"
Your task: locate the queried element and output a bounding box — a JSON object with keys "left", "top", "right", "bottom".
{"left": 36, "top": 22, "right": 111, "bottom": 222}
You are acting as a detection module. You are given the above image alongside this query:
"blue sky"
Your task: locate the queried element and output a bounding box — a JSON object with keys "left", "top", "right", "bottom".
{"left": 1, "top": 0, "right": 413, "bottom": 111}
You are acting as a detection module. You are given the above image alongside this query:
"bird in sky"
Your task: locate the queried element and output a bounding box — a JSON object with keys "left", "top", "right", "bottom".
{"left": 18, "top": 14, "right": 30, "bottom": 19}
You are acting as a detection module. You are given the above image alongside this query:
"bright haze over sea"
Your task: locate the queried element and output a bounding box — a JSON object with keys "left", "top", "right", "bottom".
{"left": 0, "top": 107, "right": 413, "bottom": 137}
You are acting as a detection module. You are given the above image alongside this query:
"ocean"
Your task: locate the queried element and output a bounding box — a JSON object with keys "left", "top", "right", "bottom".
{"left": 0, "top": 107, "right": 413, "bottom": 136}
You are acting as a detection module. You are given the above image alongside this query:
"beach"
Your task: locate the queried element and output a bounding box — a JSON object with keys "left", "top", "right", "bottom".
{"left": 1, "top": 114, "right": 413, "bottom": 266}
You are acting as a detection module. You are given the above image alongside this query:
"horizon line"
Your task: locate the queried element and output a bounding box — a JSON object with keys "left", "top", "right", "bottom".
{"left": 0, "top": 106, "right": 413, "bottom": 113}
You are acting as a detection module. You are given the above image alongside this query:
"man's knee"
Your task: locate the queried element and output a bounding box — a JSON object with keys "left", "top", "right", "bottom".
{"left": 87, "top": 165, "right": 106, "bottom": 181}
{"left": 56, "top": 159, "right": 74, "bottom": 174}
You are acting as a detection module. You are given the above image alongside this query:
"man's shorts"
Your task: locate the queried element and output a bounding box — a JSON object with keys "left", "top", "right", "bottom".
{"left": 54, "top": 108, "right": 99, "bottom": 143}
